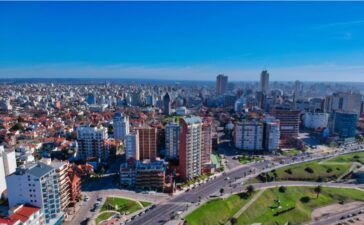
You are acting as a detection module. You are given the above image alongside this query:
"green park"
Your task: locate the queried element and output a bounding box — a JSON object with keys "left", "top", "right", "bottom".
{"left": 96, "top": 197, "right": 151, "bottom": 224}
{"left": 185, "top": 186, "right": 364, "bottom": 225}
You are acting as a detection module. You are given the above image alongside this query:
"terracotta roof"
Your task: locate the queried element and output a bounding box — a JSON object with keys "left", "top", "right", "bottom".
{"left": 11, "top": 204, "right": 40, "bottom": 222}
{"left": 0, "top": 204, "right": 41, "bottom": 224}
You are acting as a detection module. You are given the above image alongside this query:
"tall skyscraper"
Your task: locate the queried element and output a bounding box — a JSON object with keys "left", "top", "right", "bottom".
{"left": 137, "top": 127, "right": 157, "bottom": 160}
{"left": 179, "top": 116, "right": 202, "bottom": 180}
{"left": 260, "top": 70, "right": 269, "bottom": 94}
{"left": 165, "top": 122, "right": 180, "bottom": 159}
{"left": 86, "top": 93, "right": 96, "bottom": 105}
{"left": 76, "top": 126, "right": 109, "bottom": 161}
{"left": 333, "top": 111, "right": 358, "bottom": 138}
{"left": 125, "top": 131, "right": 140, "bottom": 160}
{"left": 6, "top": 163, "right": 64, "bottom": 225}
{"left": 113, "top": 112, "right": 130, "bottom": 140}
{"left": 163, "top": 93, "right": 171, "bottom": 116}
{"left": 216, "top": 74, "right": 228, "bottom": 95}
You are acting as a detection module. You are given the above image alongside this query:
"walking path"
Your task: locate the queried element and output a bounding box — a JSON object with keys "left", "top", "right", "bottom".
{"left": 232, "top": 189, "right": 265, "bottom": 219}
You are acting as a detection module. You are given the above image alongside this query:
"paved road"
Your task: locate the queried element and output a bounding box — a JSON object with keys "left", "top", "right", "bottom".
{"left": 65, "top": 174, "right": 171, "bottom": 225}
{"left": 128, "top": 147, "right": 364, "bottom": 225}
{"left": 252, "top": 181, "right": 363, "bottom": 190}
{"left": 307, "top": 206, "right": 364, "bottom": 225}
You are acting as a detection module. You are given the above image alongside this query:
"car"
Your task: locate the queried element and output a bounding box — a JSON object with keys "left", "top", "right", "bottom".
{"left": 97, "top": 197, "right": 103, "bottom": 201}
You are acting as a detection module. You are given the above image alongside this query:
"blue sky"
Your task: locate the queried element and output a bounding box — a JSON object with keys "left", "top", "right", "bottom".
{"left": 1, "top": 2, "right": 364, "bottom": 81}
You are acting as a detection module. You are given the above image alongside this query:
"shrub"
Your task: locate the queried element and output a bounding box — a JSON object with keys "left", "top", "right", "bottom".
{"left": 284, "top": 169, "right": 292, "bottom": 174}
{"left": 304, "top": 167, "right": 314, "bottom": 173}
{"left": 278, "top": 186, "right": 286, "bottom": 193}
{"left": 326, "top": 168, "right": 333, "bottom": 173}
{"left": 300, "top": 196, "right": 310, "bottom": 203}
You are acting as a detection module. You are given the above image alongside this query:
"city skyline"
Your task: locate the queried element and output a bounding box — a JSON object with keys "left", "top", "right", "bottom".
{"left": 1, "top": 2, "right": 364, "bottom": 81}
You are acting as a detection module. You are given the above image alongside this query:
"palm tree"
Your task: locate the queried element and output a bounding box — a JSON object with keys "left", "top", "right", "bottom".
{"left": 314, "top": 185, "right": 322, "bottom": 199}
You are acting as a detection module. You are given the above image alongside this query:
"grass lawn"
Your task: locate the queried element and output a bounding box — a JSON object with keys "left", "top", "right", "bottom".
{"left": 238, "top": 155, "right": 263, "bottom": 164}
{"left": 281, "top": 149, "right": 301, "bottom": 157}
{"left": 211, "top": 153, "right": 221, "bottom": 168}
{"left": 325, "top": 151, "right": 364, "bottom": 164}
{"left": 96, "top": 212, "right": 114, "bottom": 224}
{"left": 185, "top": 192, "right": 255, "bottom": 225}
{"left": 262, "top": 160, "right": 350, "bottom": 182}
{"left": 140, "top": 201, "right": 152, "bottom": 207}
{"left": 254, "top": 152, "right": 364, "bottom": 183}
{"left": 100, "top": 197, "right": 143, "bottom": 214}
{"left": 237, "top": 186, "right": 364, "bottom": 225}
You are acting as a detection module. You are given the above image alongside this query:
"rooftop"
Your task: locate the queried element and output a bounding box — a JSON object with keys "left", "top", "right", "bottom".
{"left": 182, "top": 116, "right": 201, "bottom": 125}
{"left": 14, "top": 162, "right": 54, "bottom": 178}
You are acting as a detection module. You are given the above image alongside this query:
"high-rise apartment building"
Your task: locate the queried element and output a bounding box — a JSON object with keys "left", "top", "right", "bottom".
{"left": 263, "top": 118, "right": 280, "bottom": 151}
{"left": 260, "top": 70, "right": 269, "bottom": 94}
{"left": 50, "top": 161, "right": 71, "bottom": 212}
{"left": 165, "top": 122, "right": 180, "bottom": 159}
{"left": 137, "top": 127, "right": 157, "bottom": 160}
{"left": 271, "top": 107, "right": 301, "bottom": 147}
{"left": 0, "top": 146, "right": 16, "bottom": 175}
{"left": 324, "top": 92, "right": 362, "bottom": 115}
{"left": 0, "top": 154, "right": 6, "bottom": 197}
{"left": 113, "top": 112, "right": 130, "bottom": 140}
{"left": 0, "top": 146, "right": 17, "bottom": 197}
{"left": 201, "top": 119, "right": 212, "bottom": 166}
{"left": 303, "top": 112, "right": 329, "bottom": 129}
{"left": 125, "top": 132, "right": 140, "bottom": 160}
{"left": 216, "top": 74, "right": 228, "bottom": 95}
{"left": 179, "top": 117, "right": 202, "bottom": 180}
{"left": 234, "top": 120, "right": 264, "bottom": 151}
{"left": 76, "top": 126, "right": 109, "bottom": 162}
{"left": 120, "top": 160, "right": 166, "bottom": 191}
{"left": 6, "top": 163, "right": 64, "bottom": 225}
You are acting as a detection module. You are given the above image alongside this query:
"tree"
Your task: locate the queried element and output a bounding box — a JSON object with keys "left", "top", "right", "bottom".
{"left": 220, "top": 188, "right": 224, "bottom": 196}
{"left": 278, "top": 186, "right": 286, "bottom": 193}
{"left": 284, "top": 168, "right": 292, "bottom": 174}
{"left": 314, "top": 185, "right": 322, "bottom": 199}
{"left": 17, "top": 116, "right": 25, "bottom": 123}
{"left": 230, "top": 217, "right": 238, "bottom": 225}
{"left": 246, "top": 185, "right": 255, "bottom": 196}
{"left": 305, "top": 167, "right": 314, "bottom": 174}
{"left": 9, "top": 123, "right": 24, "bottom": 132}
